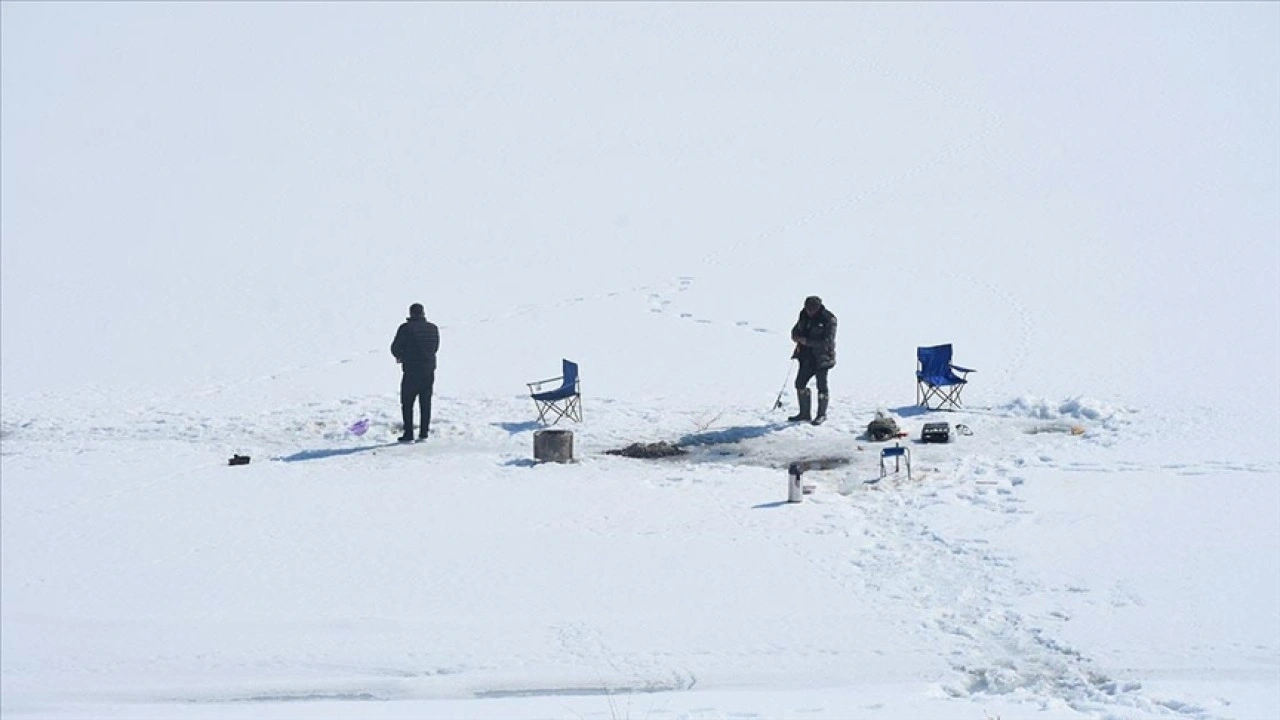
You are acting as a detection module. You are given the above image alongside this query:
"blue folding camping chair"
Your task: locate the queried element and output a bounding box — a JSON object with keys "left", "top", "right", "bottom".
{"left": 528, "top": 359, "right": 583, "bottom": 424}
{"left": 916, "top": 344, "right": 975, "bottom": 411}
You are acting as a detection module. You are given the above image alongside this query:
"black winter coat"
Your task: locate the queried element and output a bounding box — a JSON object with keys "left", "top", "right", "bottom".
{"left": 791, "top": 306, "right": 837, "bottom": 370}
{"left": 391, "top": 317, "right": 440, "bottom": 371}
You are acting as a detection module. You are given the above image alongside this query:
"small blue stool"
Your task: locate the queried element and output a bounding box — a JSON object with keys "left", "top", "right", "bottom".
{"left": 880, "top": 443, "right": 911, "bottom": 481}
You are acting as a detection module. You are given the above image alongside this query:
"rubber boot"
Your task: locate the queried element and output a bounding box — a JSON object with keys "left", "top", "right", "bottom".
{"left": 788, "top": 388, "right": 812, "bottom": 422}
{"left": 812, "top": 393, "right": 829, "bottom": 425}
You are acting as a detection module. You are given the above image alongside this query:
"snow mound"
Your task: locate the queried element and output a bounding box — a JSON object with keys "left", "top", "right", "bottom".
{"left": 1000, "top": 395, "right": 1131, "bottom": 430}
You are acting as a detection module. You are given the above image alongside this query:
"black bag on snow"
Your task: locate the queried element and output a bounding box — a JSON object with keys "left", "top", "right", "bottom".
{"left": 866, "top": 412, "right": 900, "bottom": 442}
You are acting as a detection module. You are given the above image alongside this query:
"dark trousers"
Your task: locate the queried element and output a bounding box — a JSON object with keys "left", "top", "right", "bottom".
{"left": 795, "top": 354, "right": 829, "bottom": 395}
{"left": 400, "top": 367, "right": 435, "bottom": 436}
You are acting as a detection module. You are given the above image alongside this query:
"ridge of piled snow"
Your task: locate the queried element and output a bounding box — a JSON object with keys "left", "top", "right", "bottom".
{"left": 1000, "top": 395, "right": 1132, "bottom": 425}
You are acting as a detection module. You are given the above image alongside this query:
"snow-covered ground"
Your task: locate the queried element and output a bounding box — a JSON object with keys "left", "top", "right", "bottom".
{"left": 3, "top": 4, "right": 1278, "bottom": 719}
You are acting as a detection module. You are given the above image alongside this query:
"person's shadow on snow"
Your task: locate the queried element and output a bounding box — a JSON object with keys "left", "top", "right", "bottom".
{"left": 274, "top": 444, "right": 400, "bottom": 462}
{"left": 495, "top": 421, "right": 542, "bottom": 435}
{"left": 887, "top": 405, "right": 932, "bottom": 418}
{"left": 677, "top": 422, "right": 788, "bottom": 448}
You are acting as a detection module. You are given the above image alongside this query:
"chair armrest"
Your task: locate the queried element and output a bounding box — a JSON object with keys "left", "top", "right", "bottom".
{"left": 950, "top": 365, "right": 976, "bottom": 374}
{"left": 527, "top": 376, "right": 564, "bottom": 393}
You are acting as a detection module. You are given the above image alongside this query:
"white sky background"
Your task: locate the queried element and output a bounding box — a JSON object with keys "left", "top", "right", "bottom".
{"left": 3, "top": 2, "right": 1278, "bottom": 408}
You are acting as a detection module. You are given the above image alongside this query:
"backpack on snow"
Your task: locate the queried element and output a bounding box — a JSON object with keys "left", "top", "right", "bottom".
{"left": 866, "top": 412, "right": 900, "bottom": 442}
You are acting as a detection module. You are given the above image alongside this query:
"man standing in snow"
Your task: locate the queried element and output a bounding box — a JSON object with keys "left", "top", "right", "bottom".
{"left": 391, "top": 303, "right": 440, "bottom": 443}
{"left": 789, "top": 295, "right": 837, "bottom": 425}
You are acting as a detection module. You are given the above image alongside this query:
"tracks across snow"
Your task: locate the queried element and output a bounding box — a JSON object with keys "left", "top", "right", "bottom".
{"left": 1, "top": 387, "right": 1270, "bottom": 719}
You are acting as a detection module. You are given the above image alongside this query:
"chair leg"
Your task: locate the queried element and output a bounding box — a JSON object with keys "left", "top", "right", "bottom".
{"left": 942, "top": 384, "right": 964, "bottom": 410}
{"left": 532, "top": 396, "right": 583, "bottom": 425}
{"left": 920, "top": 382, "right": 968, "bottom": 411}
{"left": 921, "top": 385, "right": 938, "bottom": 410}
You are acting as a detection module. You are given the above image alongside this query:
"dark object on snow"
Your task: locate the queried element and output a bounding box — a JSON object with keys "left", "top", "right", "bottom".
{"left": 528, "top": 359, "right": 583, "bottom": 424}
{"left": 789, "top": 296, "right": 837, "bottom": 423}
{"left": 787, "top": 387, "right": 813, "bottom": 422}
{"left": 916, "top": 343, "right": 976, "bottom": 411}
{"left": 921, "top": 422, "right": 951, "bottom": 443}
{"left": 605, "top": 441, "right": 686, "bottom": 459}
{"left": 880, "top": 443, "right": 912, "bottom": 480}
{"left": 228, "top": 454, "right": 250, "bottom": 466}
{"left": 791, "top": 297, "right": 837, "bottom": 369}
{"left": 391, "top": 305, "right": 440, "bottom": 371}
{"left": 391, "top": 304, "right": 440, "bottom": 441}
{"left": 534, "top": 429, "right": 574, "bottom": 463}
{"left": 791, "top": 456, "right": 853, "bottom": 472}
{"left": 866, "top": 412, "right": 900, "bottom": 442}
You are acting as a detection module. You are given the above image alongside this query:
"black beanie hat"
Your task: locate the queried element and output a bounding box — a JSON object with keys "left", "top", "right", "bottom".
{"left": 409, "top": 303, "right": 425, "bottom": 317}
